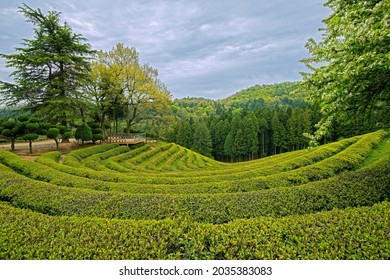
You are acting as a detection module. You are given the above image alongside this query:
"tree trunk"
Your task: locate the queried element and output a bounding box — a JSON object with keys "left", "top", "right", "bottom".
{"left": 115, "top": 117, "right": 118, "bottom": 136}
{"left": 100, "top": 113, "right": 106, "bottom": 140}
{"left": 262, "top": 133, "right": 265, "bottom": 156}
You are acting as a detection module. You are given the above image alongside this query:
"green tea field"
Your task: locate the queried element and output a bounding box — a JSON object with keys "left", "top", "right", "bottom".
{"left": 0, "top": 130, "right": 389, "bottom": 259}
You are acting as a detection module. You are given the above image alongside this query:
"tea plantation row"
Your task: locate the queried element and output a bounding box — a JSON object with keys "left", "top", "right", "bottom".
{"left": 0, "top": 131, "right": 384, "bottom": 194}
{"left": 0, "top": 130, "right": 389, "bottom": 259}
{"left": 0, "top": 201, "right": 388, "bottom": 259}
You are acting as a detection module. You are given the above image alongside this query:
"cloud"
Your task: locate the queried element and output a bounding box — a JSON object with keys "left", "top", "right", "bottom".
{"left": 64, "top": 13, "right": 104, "bottom": 38}
{"left": 0, "top": 8, "right": 18, "bottom": 15}
{"left": 0, "top": 0, "right": 331, "bottom": 99}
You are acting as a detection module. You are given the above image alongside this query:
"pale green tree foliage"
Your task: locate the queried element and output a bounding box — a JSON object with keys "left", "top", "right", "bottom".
{"left": 87, "top": 43, "right": 172, "bottom": 136}
{"left": 300, "top": 0, "right": 390, "bottom": 144}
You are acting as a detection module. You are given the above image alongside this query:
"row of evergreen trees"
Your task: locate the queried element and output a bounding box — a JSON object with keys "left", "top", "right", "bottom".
{"left": 168, "top": 105, "right": 319, "bottom": 162}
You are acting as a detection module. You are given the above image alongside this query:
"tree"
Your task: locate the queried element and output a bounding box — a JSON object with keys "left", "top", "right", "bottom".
{"left": 123, "top": 63, "right": 172, "bottom": 133}
{"left": 0, "top": 117, "right": 25, "bottom": 151}
{"left": 47, "top": 128, "right": 60, "bottom": 150}
{"left": 88, "top": 122, "right": 103, "bottom": 144}
{"left": 257, "top": 117, "right": 268, "bottom": 157}
{"left": 88, "top": 43, "right": 172, "bottom": 135}
{"left": 271, "top": 111, "right": 287, "bottom": 154}
{"left": 300, "top": 108, "right": 312, "bottom": 148}
{"left": 233, "top": 128, "right": 246, "bottom": 162}
{"left": 56, "top": 125, "right": 73, "bottom": 143}
{"left": 300, "top": 0, "right": 390, "bottom": 143}
{"left": 192, "top": 122, "right": 212, "bottom": 157}
{"left": 210, "top": 118, "right": 229, "bottom": 161}
{"left": 287, "top": 110, "right": 299, "bottom": 151}
{"left": 242, "top": 113, "right": 259, "bottom": 160}
{"left": 175, "top": 121, "right": 193, "bottom": 149}
{"left": 75, "top": 123, "right": 92, "bottom": 145}
{"left": 224, "top": 131, "right": 234, "bottom": 162}
{"left": 0, "top": 4, "right": 93, "bottom": 127}
{"left": 23, "top": 133, "right": 39, "bottom": 154}
{"left": 22, "top": 118, "right": 42, "bottom": 154}
{"left": 223, "top": 113, "right": 243, "bottom": 162}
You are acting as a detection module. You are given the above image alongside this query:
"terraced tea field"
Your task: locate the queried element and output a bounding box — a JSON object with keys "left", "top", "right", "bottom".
{"left": 0, "top": 130, "right": 389, "bottom": 259}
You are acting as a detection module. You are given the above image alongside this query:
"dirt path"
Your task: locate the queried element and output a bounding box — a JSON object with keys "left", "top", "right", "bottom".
{"left": 0, "top": 138, "right": 81, "bottom": 160}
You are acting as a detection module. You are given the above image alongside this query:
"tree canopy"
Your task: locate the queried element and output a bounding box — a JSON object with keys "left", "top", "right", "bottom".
{"left": 0, "top": 5, "right": 172, "bottom": 143}
{"left": 0, "top": 4, "right": 94, "bottom": 126}
{"left": 300, "top": 0, "right": 390, "bottom": 143}
{"left": 87, "top": 43, "right": 172, "bottom": 137}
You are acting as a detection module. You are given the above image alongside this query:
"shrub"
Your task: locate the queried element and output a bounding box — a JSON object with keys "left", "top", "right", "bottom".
{"left": 1, "top": 156, "right": 388, "bottom": 223}
{"left": 75, "top": 123, "right": 92, "bottom": 145}
{"left": 0, "top": 202, "right": 389, "bottom": 259}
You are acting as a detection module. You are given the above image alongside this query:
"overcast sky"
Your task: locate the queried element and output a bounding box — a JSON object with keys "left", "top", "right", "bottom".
{"left": 0, "top": 0, "right": 330, "bottom": 99}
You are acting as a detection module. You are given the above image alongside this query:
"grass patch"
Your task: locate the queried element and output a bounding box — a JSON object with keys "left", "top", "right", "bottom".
{"left": 360, "top": 135, "right": 390, "bottom": 167}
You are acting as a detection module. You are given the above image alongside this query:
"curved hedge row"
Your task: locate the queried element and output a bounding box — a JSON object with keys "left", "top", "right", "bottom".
{"left": 1, "top": 156, "right": 388, "bottom": 223}
{"left": 62, "top": 143, "right": 120, "bottom": 167}
{"left": 0, "top": 131, "right": 386, "bottom": 195}
{"left": 33, "top": 134, "right": 361, "bottom": 186}
{"left": 83, "top": 146, "right": 131, "bottom": 171}
{"left": 0, "top": 130, "right": 389, "bottom": 260}
{"left": 0, "top": 201, "right": 389, "bottom": 259}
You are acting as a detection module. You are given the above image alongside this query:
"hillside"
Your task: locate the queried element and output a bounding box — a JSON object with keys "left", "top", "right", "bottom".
{"left": 223, "top": 81, "right": 304, "bottom": 108}
{"left": 172, "top": 81, "right": 308, "bottom": 119}
{"left": 0, "top": 130, "right": 389, "bottom": 259}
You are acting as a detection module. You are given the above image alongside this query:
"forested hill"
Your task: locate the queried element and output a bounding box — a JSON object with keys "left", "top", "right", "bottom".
{"left": 167, "top": 81, "right": 323, "bottom": 162}
{"left": 172, "top": 81, "right": 307, "bottom": 119}
{"left": 223, "top": 81, "right": 304, "bottom": 108}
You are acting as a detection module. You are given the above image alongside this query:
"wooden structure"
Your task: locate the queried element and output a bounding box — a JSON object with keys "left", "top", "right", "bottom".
{"left": 107, "top": 133, "right": 146, "bottom": 146}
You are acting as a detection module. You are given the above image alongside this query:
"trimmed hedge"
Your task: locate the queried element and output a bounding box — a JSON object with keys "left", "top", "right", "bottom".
{"left": 63, "top": 143, "right": 119, "bottom": 167}
{"left": 0, "top": 201, "right": 389, "bottom": 259}
{"left": 1, "top": 156, "right": 388, "bottom": 223}
{"left": 0, "top": 131, "right": 386, "bottom": 195}
{"left": 0, "top": 130, "right": 389, "bottom": 260}
{"left": 34, "top": 135, "right": 360, "bottom": 186}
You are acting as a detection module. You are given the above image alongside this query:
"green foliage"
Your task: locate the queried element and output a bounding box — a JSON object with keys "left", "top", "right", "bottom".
{"left": 22, "top": 133, "right": 39, "bottom": 141}
{"left": 0, "top": 130, "right": 388, "bottom": 259}
{"left": 0, "top": 4, "right": 93, "bottom": 126}
{"left": 75, "top": 123, "right": 92, "bottom": 145}
{"left": 0, "top": 201, "right": 389, "bottom": 259}
{"left": 1, "top": 153, "right": 388, "bottom": 224}
{"left": 87, "top": 43, "right": 172, "bottom": 137}
{"left": 192, "top": 122, "right": 212, "bottom": 157}
{"left": 62, "top": 131, "right": 73, "bottom": 141}
{"left": 0, "top": 131, "right": 383, "bottom": 195}
{"left": 172, "top": 82, "right": 306, "bottom": 123}
{"left": 17, "top": 115, "right": 29, "bottom": 122}
{"left": 175, "top": 121, "right": 193, "bottom": 148}
{"left": 47, "top": 128, "right": 60, "bottom": 150}
{"left": 46, "top": 128, "right": 60, "bottom": 139}
{"left": 88, "top": 122, "right": 103, "bottom": 143}
{"left": 0, "top": 119, "right": 24, "bottom": 150}
{"left": 300, "top": 0, "right": 390, "bottom": 141}
{"left": 0, "top": 2, "right": 389, "bottom": 260}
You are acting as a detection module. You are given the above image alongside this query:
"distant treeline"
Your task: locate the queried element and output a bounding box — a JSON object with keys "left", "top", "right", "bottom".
{"left": 167, "top": 82, "right": 382, "bottom": 162}
{"left": 168, "top": 106, "right": 317, "bottom": 161}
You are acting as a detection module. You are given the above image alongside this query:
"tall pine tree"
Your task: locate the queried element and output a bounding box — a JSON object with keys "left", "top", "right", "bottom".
{"left": 192, "top": 122, "right": 212, "bottom": 157}
{"left": 0, "top": 4, "right": 93, "bottom": 126}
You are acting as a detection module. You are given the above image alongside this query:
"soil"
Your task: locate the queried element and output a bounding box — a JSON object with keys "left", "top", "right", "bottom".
{"left": 0, "top": 138, "right": 88, "bottom": 160}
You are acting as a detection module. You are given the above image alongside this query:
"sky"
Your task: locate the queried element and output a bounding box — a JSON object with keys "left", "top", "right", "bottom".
{"left": 0, "top": 0, "right": 331, "bottom": 99}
